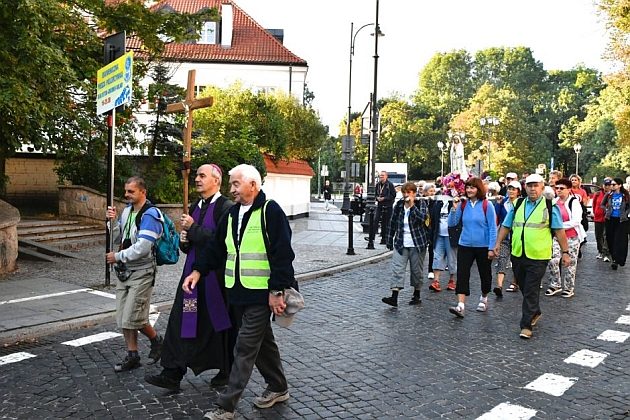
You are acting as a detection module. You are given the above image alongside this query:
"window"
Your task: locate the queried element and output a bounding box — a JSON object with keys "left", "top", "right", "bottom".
{"left": 199, "top": 21, "right": 217, "bottom": 44}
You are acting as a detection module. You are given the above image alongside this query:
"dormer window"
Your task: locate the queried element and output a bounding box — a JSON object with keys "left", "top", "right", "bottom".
{"left": 199, "top": 21, "right": 217, "bottom": 44}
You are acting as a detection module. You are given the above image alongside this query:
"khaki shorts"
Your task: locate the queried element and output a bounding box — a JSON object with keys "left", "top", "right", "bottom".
{"left": 116, "top": 267, "right": 155, "bottom": 329}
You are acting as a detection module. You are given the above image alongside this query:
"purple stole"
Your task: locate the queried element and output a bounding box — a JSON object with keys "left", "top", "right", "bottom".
{"left": 181, "top": 201, "right": 231, "bottom": 338}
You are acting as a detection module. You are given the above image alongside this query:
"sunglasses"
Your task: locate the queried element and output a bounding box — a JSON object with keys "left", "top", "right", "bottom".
{"left": 554, "top": 187, "right": 567, "bottom": 190}
{"left": 611, "top": 183, "right": 618, "bottom": 186}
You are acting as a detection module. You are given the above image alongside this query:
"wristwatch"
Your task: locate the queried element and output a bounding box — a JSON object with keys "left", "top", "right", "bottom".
{"left": 562, "top": 250, "right": 570, "bottom": 254}
{"left": 269, "top": 290, "right": 284, "bottom": 296}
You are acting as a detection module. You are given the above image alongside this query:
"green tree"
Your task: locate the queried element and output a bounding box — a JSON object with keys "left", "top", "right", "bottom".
{"left": 412, "top": 50, "right": 475, "bottom": 130}
{"left": 0, "top": 0, "right": 216, "bottom": 196}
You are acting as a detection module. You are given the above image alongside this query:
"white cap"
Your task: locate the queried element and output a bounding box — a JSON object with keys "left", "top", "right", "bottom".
{"left": 508, "top": 180, "right": 522, "bottom": 189}
{"left": 506, "top": 172, "right": 518, "bottom": 179}
{"left": 525, "top": 173, "right": 545, "bottom": 184}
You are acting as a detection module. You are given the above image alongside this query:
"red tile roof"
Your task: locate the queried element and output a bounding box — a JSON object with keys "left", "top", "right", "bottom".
{"left": 264, "top": 155, "right": 315, "bottom": 177}
{"left": 125, "top": 0, "right": 307, "bottom": 66}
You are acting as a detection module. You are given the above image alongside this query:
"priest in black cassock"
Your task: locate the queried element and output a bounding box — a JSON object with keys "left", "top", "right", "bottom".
{"left": 145, "top": 163, "right": 234, "bottom": 391}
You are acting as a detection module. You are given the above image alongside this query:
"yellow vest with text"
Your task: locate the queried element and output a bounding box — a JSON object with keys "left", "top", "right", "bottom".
{"left": 224, "top": 205, "right": 271, "bottom": 289}
{"left": 511, "top": 198, "right": 552, "bottom": 260}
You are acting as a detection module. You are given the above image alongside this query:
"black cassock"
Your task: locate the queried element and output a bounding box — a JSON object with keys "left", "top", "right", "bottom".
{"left": 160, "top": 196, "right": 235, "bottom": 377}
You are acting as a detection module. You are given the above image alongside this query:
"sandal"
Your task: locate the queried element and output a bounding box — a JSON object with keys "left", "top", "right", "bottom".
{"left": 506, "top": 283, "right": 519, "bottom": 292}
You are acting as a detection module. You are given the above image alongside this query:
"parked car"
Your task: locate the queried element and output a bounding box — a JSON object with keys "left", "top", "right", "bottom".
{"left": 581, "top": 183, "right": 602, "bottom": 220}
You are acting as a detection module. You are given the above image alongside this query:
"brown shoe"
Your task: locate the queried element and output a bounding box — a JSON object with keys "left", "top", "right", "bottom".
{"left": 531, "top": 313, "right": 542, "bottom": 327}
{"left": 519, "top": 328, "right": 533, "bottom": 339}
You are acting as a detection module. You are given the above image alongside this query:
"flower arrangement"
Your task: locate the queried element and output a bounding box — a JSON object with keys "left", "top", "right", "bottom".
{"left": 440, "top": 171, "right": 469, "bottom": 197}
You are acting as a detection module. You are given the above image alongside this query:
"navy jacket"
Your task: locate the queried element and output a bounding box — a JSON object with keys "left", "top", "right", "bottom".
{"left": 193, "top": 191, "right": 296, "bottom": 305}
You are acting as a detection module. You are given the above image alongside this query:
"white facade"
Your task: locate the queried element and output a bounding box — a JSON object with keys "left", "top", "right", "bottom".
{"left": 135, "top": 61, "right": 307, "bottom": 139}
{"left": 262, "top": 173, "right": 311, "bottom": 218}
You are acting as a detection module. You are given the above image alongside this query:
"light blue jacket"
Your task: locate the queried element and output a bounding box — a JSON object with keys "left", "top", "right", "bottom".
{"left": 448, "top": 199, "right": 497, "bottom": 249}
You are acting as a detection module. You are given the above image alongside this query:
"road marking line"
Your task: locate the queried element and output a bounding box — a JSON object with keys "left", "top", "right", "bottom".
{"left": 0, "top": 289, "right": 91, "bottom": 305}
{"left": 61, "top": 332, "right": 122, "bottom": 347}
{"left": 87, "top": 290, "right": 116, "bottom": 299}
{"left": 626, "top": 303, "right": 630, "bottom": 311}
{"left": 597, "top": 330, "right": 630, "bottom": 343}
{"left": 477, "top": 402, "right": 536, "bottom": 420}
{"left": 149, "top": 312, "right": 160, "bottom": 327}
{"left": 564, "top": 349, "right": 608, "bottom": 368}
{"left": 615, "top": 315, "right": 630, "bottom": 325}
{"left": 524, "top": 373, "right": 578, "bottom": 396}
{"left": 0, "top": 352, "right": 37, "bottom": 366}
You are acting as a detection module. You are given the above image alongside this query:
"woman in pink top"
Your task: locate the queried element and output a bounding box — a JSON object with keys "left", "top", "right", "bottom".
{"left": 569, "top": 174, "right": 589, "bottom": 204}
{"left": 545, "top": 178, "right": 586, "bottom": 298}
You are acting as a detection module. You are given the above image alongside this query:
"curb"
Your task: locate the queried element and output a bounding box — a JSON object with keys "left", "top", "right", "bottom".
{"left": 0, "top": 251, "right": 392, "bottom": 347}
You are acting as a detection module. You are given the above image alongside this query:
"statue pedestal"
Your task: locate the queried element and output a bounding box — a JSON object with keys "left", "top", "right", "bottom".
{"left": 0, "top": 200, "right": 20, "bottom": 274}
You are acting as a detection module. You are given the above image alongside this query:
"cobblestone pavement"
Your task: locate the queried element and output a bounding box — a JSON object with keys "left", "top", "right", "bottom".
{"left": 1, "top": 234, "right": 628, "bottom": 419}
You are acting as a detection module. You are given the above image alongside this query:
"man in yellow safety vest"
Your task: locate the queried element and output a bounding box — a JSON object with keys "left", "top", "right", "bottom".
{"left": 183, "top": 164, "right": 296, "bottom": 420}
{"left": 494, "top": 173, "right": 571, "bottom": 340}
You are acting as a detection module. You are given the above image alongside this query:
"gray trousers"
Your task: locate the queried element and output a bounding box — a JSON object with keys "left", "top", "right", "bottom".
{"left": 390, "top": 247, "right": 425, "bottom": 290}
{"left": 218, "top": 304, "right": 287, "bottom": 412}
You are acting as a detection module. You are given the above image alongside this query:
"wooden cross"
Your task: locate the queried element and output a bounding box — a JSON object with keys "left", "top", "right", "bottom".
{"left": 165, "top": 69, "right": 213, "bottom": 213}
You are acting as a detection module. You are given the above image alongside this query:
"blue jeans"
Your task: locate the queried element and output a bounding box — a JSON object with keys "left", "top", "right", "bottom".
{"left": 432, "top": 235, "right": 457, "bottom": 274}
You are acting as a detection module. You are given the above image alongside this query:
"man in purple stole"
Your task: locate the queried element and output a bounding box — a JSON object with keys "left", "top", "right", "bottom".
{"left": 145, "top": 164, "right": 234, "bottom": 391}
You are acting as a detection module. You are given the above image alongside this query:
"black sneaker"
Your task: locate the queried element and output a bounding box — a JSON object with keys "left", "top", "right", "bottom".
{"left": 114, "top": 355, "right": 141, "bottom": 372}
{"left": 612, "top": 263, "right": 618, "bottom": 270}
{"left": 408, "top": 296, "right": 421, "bottom": 306}
{"left": 381, "top": 296, "right": 398, "bottom": 307}
{"left": 145, "top": 372, "right": 181, "bottom": 391}
{"left": 210, "top": 370, "right": 229, "bottom": 387}
{"left": 493, "top": 287, "right": 503, "bottom": 298}
{"left": 148, "top": 334, "right": 163, "bottom": 363}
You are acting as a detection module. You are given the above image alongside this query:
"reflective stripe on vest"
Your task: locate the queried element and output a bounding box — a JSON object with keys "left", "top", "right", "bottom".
{"left": 224, "top": 206, "right": 271, "bottom": 289}
{"left": 511, "top": 199, "right": 552, "bottom": 260}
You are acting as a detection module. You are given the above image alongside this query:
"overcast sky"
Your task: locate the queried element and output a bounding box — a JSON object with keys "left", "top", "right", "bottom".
{"left": 236, "top": 0, "right": 613, "bottom": 132}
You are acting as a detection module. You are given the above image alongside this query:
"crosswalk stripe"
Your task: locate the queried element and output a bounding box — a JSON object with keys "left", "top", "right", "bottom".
{"left": 0, "top": 289, "right": 91, "bottom": 305}
{"left": 524, "top": 373, "right": 578, "bottom": 397}
{"left": 87, "top": 290, "right": 116, "bottom": 299}
{"left": 615, "top": 315, "right": 630, "bottom": 325}
{"left": 0, "top": 352, "right": 37, "bottom": 366}
{"left": 61, "top": 332, "right": 122, "bottom": 347}
{"left": 149, "top": 312, "right": 160, "bottom": 328}
{"left": 564, "top": 349, "right": 608, "bottom": 368}
{"left": 597, "top": 330, "right": 630, "bottom": 343}
{"left": 477, "top": 402, "right": 536, "bottom": 420}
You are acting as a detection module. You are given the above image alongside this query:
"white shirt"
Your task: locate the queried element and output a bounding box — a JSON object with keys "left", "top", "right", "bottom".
{"left": 403, "top": 208, "right": 414, "bottom": 247}
{"left": 237, "top": 204, "right": 252, "bottom": 242}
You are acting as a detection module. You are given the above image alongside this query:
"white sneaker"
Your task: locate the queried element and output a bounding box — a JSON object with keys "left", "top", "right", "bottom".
{"left": 203, "top": 407, "right": 234, "bottom": 419}
{"left": 596, "top": 254, "right": 603, "bottom": 259}
{"left": 427, "top": 272, "right": 435, "bottom": 279}
{"left": 603, "top": 256, "right": 611, "bottom": 262}
{"left": 476, "top": 296, "right": 488, "bottom": 312}
{"left": 254, "top": 389, "right": 290, "bottom": 409}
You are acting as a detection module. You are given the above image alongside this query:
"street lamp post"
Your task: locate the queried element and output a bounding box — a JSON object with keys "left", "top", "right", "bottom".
{"left": 479, "top": 116, "right": 500, "bottom": 172}
{"left": 574, "top": 143, "right": 582, "bottom": 176}
{"left": 342, "top": 22, "right": 375, "bottom": 216}
{"left": 364, "top": 0, "right": 383, "bottom": 250}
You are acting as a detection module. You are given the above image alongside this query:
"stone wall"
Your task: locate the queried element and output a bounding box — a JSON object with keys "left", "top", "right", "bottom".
{"left": 5, "top": 157, "right": 58, "bottom": 200}
{"left": 58, "top": 186, "right": 184, "bottom": 231}
{"left": 0, "top": 200, "right": 20, "bottom": 274}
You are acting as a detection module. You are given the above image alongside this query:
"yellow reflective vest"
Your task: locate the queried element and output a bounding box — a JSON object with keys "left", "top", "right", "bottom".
{"left": 511, "top": 198, "right": 553, "bottom": 260}
{"left": 224, "top": 204, "right": 271, "bottom": 289}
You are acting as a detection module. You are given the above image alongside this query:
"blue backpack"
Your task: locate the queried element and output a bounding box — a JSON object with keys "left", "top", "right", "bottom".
{"left": 135, "top": 204, "right": 180, "bottom": 266}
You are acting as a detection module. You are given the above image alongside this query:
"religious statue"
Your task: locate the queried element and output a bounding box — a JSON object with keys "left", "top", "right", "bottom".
{"left": 450, "top": 135, "right": 468, "bottom": 179}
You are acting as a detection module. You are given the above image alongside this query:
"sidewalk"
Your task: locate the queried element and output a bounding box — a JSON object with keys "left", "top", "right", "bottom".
{"left": 0, "top": 202, "right": 390, "bottom": 345}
